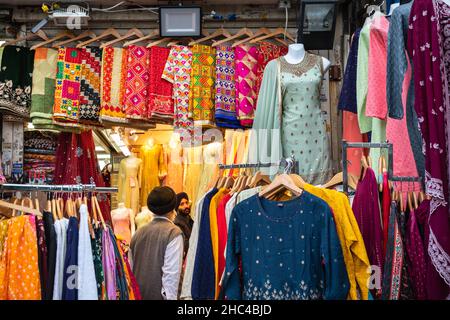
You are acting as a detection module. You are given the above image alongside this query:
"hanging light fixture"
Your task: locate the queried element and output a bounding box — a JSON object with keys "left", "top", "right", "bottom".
{"left": 297, "top": 0, "right": 339, "bottom": 50}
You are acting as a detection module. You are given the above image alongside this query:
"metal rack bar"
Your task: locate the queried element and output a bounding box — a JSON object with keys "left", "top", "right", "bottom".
{"left": 218, "top": 154, "right": 298, "bottom": 174}
{"left": 342, "top": 141, "right": 423, "bottom": 194}
{"left": 0, "top": 183, "right": 118, "bottom": 193}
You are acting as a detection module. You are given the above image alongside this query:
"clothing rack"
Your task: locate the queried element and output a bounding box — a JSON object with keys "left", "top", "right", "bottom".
{"left": 218, "top": 154, "right": 298, "bottom": 174}
{"left": 0, "top": 183, "right": 118, "bottom": 194}
{"left": 342, "top": 141, "right": 423, "bottom": 194}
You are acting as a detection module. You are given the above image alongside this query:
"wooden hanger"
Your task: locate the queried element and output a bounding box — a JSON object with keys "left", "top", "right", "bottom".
{"left": 189, "top": 28, "right": 232, "bottom": 46}
{"left": 147, "top": 37, "right": 174, "bottom": 48}
{"left": 53, "top": 30, "right": 97, "bottom": 48}
{"left": 3, "top": 29, "right": 49, "bottom": 47}
{"left": 232, "top": 28, "right": 285, "bottom": 47}
{"left": 212, "top": 28, "right": 254, "bottom": 47}
{"left": 322, "top": 172, "right": 343, "bottom": 189}
{"left": 77, "top": 28, "right": 121, "bottom": 48}
{"left": 249, "top": 171, "right": 271, "bottom": 188}
{"left": 123, "top": 30, "right": 159, "bottom": 47}
{"left": 92, "top": 195, "right": 107, "bottom": 230}
{"left": 348, "top": 173, "right": 359, "bottom": 191}
{"left": 30, "top": 30, "right": 75, "bottom": 50}
{"left": 90, "top": 194, "right": 99, "bottom": 225}
{"left": 250, "top": 28, "right": 295, "bottom": 44}
{"left": 361, "top": 155, "right": 370, "bottom": 180}
{"left": 101, "top": 28, "right": 144, "bottom": 48}
{"left": 260, "top": 173, "right": 302, "bottom": 199}
{"left": 0, "top": 200, "right": 42, "bottom": 217}
{"left": 289, "top": 173, "right": 306, "bottom": 190}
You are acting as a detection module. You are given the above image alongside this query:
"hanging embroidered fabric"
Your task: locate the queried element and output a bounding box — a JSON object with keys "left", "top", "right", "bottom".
{"left": 214, "top": 45, "right": 240, "bottom": 128}
{"left": 0, "top": 45, "right": 35, "bottom": 121}
{"left": 123, "top": 45, "right": 150, "bottom": 121}
{"left": 162, "top": 45, "right": 195, "bottom": 145}
{"left": 53, "top": 47, "right": 82, "bottom": 125}
{"left": 147, "top": 46, "right": 174, "bottom": 124}
{"left": 30, "top": 48, "right": 59, "bottom": 129}
{"left": 255, "top": 42, "right": 288, "bottom": 96}
{"left": 189, "top": 44, "right": 216, "bottom": 128}
{"left": 79, "top": 47, "right": 102, "bottom": 126}
{"left": 235, "top": 44, "right": 259, "bottom": 127}
{"left": 99, "top": 47, "right": 128, "bottom": 124}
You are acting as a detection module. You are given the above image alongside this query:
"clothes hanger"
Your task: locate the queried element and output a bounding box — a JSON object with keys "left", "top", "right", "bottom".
{"left": 212, "top": 28, "right": 254, "bottom": 47}
{"left": 289, "top": 173, "right": 306, "bottom": 190}
{"left": 147, "top": 37, "right": 174, "bottom": 48}
{"left": 90, "top": 194, "right": 99, "bottom": 225}
{"left": 100, "top": 28, "right": 144, "bottom": 48}
{"left": 3, "top": 29, "right": 49, "bottom": 47}
{"left": 92, "top": 194, "right": 107, "bottom": 230}
{"left": 123, "top": 30, "right": 159, "bottom": 47}
{"left": 189, "top": 27, "right": 232, "bottom": 46}
{"left": 259, "top": 173, "right": 303, "bottom": 199}
{"left": 249, "top": 171, "right": 271, "bottom": 188}
{"left": 250, "top": 27, "right": 295, "bottom": 44}
{"left": 30, "top": 30, "right": 75, "bottom": 50}
{"left": 232, "top": 28, "right": 282, "bottom": 47}
{"left": 76, "top": 28, "right": 121, "bottom": 48}
{"left": 322, "top": 172, "right": 343, "bottom": 189}
{"left": 53, "top": 30, "right": 97, "bottom": 48}
{"left": 0, "top": 199, "right": 42, "bottom": 217}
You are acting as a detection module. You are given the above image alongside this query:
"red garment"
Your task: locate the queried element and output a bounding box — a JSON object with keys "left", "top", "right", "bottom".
{"left": 216, "top": 193, "right": 232, "bottom": 288}
{"left": 54, "top": 130, "right": 111, "bottom": 223}
{"left": 255, "top": 42, "right": 288, "bottom": 96}
{"left": 147, "top": 46, "right": 174, "bottom": 123}
{"left": 382, "top": 171, "right": 390, "bottom": 256}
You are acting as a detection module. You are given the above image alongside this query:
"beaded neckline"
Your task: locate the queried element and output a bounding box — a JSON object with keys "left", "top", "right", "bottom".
{"left": 279, "top": 52, "right": 318, "bottom": 77}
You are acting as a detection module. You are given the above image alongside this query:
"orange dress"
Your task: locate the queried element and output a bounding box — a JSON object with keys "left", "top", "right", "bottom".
{"left": 0, "top": 216, "right": 41, "bottom": 300}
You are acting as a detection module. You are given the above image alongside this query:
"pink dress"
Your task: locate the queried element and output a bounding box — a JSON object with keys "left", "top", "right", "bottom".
{"left": 111, "top": 208, "right": 131, "bottom": 244}
{"left": 235, "top": 45, "right": 259, "bottom": 127}
{"left": 366, "top": 16, "right": 420, "bottom": 191}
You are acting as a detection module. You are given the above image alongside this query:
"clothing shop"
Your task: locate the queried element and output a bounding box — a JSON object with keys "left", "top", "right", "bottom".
{"left": 0, "top": 0, "right": 449, "bottom": 301}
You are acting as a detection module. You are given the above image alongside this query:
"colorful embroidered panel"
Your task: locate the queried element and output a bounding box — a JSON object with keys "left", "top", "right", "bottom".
{"left": 189, "top": 44, "right": 216, "bottom": 127}
{"left": 79, "top": 47, "right": 102, "bottom": 125}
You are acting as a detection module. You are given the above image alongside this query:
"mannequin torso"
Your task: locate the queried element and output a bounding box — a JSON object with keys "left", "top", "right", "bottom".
{"left": 111, "top": 202, "right": 135, "bottom": 243}
{"left": 135, "top": 206, "right": 154, "bottom": 229}
{"left": 284, "top": 43, "right": 331, "bottom": 73}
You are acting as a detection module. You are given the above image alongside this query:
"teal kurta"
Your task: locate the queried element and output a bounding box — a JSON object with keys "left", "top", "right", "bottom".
{"left": 248, "top": 53, "right": 333, "bottom": 184}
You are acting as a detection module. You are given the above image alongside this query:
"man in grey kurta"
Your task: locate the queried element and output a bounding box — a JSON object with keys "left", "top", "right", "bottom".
{"left": 131, "top": 186, "right": 184, "bottom": 300}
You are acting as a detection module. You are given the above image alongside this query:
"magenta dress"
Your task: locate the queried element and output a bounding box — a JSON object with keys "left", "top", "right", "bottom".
{"left": 235, "top": 45, "right": 259, "bottom": 127}
{"left": 352, "top": 167, "right": 384, "bottom": 298}
{"left": 408, "top": 0, "right": 450, "bottom": 299}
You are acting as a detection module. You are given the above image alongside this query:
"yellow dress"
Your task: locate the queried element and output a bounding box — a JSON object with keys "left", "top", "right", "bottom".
{"left": 0, "top": 216, "right": 41, "bottom": 300}
{"left": 117, "top": 156, "right": 143, "bottom": 215}
{"left": 183, "top": 145, "right": 204, "bottom": 215}
{"left": 163, "top": 141, "right": 184, "bottom": 193}
{"left": 303, "top": 184, "right": 371, "bottom": 300}
{"left": 0, "top": 220, "right": 8, "bottom": 256}
{"left": 209, "top": 188, "right": 228, "bottom": 299}
{"left": 139, "top": 144, "right": 167, "bottom": 207}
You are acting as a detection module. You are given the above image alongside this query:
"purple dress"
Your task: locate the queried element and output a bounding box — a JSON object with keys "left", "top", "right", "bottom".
{"left": 407, "top": 0, "right": 450, "bottom": 299}
{"left": 352, "top": 167, "right": 384, "bottom": 298}
{"left": 102, "top": 227, "right": 117, "bottom": 300}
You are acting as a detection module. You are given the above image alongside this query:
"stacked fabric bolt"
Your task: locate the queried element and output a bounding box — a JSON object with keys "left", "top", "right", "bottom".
{"left": 23, "top": 131, "right": 58, "bottom": 184}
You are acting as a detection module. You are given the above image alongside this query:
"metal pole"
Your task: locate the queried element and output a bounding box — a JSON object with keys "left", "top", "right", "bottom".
{"left": 297, "top": 0, "right": 303, "bottom": 43}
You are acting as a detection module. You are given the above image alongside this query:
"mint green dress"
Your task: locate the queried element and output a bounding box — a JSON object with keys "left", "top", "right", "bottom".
{"left": 248, "top": 52, "right": 333, "bottom": 185}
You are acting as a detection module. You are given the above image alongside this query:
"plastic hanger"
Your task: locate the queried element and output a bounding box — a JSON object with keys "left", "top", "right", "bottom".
{"left": 123, "top": 30, "right": 159, "bottom": 47}
{"left": 30, "top": 30, "right": 75, "bottom": 50}
{"left": 212, "top": 28, "right": 254, "bottom": 47}
{"left": 76, "top": 28, "right": 121, "bottom": 48}
{"left": 3, "top": 29, "right": 48, "bottom": 47}
{"left": 53, "top": 30, "right": 97, "bottom": 48}
{"left": 189, "top": 28, "right": 232, "bottom": 46}
{"left": 260, "top": 173, "right": 302, "bottom": 199}
{"left": 100, "top": 28, "right": 144, "bottom": 48}
{"left": 250, "top": 27, "right": 295, "bottom": 44}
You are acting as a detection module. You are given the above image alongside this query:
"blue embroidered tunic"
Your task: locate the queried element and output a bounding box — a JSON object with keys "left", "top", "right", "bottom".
{"left": 220, "top": 191, "right": 349, "bottom": 300}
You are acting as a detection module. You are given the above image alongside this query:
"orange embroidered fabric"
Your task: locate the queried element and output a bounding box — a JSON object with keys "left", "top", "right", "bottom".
{"left": 0, "top": 216, "right": 41, "bottom": 300}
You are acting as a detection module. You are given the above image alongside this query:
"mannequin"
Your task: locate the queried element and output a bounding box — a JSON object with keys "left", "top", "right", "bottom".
{"left": 111, "top": 202, "right": 135, "bottom": 243}
{"left": 117, "top": 153, "right": 143, "bottom": 215}
{"left": 284, "top": 43, "right": 331, "bottom": 73}
{"left": 135, "top": 206, "right": 154, "bottom": 229}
